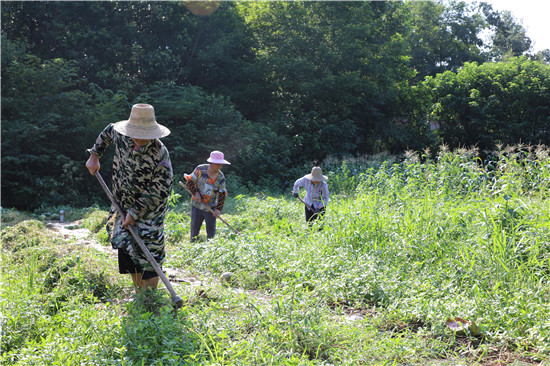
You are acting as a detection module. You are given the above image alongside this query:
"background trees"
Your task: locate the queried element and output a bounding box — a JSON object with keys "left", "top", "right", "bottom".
{"left": 237, "top": 1, "right": 415, "bottom": 159}
{"left": 424, "top": 57, "right": 550, "bottom": 151}
{"left": 2, "top": 43, "right": 100, "bottom": 208}
{"left": 481, "top": 4, "right": 532, "bottom": 60}
{"left": 406, "top": 1, "right": 487, "bottom": 81}
{"left": 2, "top": 1, "right": 549, "bottom": 210}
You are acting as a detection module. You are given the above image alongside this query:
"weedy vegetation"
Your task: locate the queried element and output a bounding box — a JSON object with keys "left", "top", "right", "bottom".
{"left": 2, "top": 145, "right": 550, "bottom": 365}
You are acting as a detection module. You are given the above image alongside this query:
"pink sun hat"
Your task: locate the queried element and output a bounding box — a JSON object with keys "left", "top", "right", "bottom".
{"left": 207, "top": 151, "right": 231, "bottom": 165}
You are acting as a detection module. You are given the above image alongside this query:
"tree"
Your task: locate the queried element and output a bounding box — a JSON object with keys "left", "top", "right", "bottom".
{"left": 424, "top": 57, "right": 550, "bottom": 151}
{"left": 237, "top": 1, "right": 414, "bottom": 157}
{"left": 481, "top": 4, "right": 532, "bottom": 60}
{"left": 0, "top": 2, "right": 265, "bottom": 118}
{"left": 1, "top": 50, "right": 109, "bottom": 209}
{"left": 406, "top": 0, "right": 487, "bottom": 81}
{"left": 532, "top": 49, "right": 550, "bottom": 64}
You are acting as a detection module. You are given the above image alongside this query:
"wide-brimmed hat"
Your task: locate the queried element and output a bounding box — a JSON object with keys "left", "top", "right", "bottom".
{"left": 113, "top": 104, "right": 170, "bottom": 139}
{"left": 207, "top": 151, "right": 231, "bottom": 165}
{"left": 305, "top": 166, "right": 327, "bottom": 181}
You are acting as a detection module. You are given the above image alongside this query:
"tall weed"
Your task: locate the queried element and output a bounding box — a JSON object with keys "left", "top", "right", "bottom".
{"left": 3, "top": 145, "right": 550, "bottom": 364}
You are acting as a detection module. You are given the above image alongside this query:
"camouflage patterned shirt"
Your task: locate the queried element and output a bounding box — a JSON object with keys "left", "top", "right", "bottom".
{"left": 88, "top": 124, "right": 173, "bottom": 270}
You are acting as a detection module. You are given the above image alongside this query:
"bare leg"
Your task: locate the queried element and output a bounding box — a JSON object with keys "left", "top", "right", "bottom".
{"left": 130, "top": 273, "right": 159, "bottom": 291}
{"left": 141, "top": 276, "right": 159, "bottom": 289}
{"left": 130, "top": 272, "right": 143, "bottom": 290}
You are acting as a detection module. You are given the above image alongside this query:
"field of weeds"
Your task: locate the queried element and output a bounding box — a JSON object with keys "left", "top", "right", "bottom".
{"left": 2, "top": 146, "right": 550, "bottom": 365}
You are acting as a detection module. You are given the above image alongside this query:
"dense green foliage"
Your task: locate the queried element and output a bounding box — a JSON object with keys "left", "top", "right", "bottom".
{"left": 2, "top": 147, "right": 549, "bottom": 364}
{"left": 2, "top": 1, "right": 549, "bottom": 209}
{"left": 425, "top": 58, "right": 550, "bottom": 150}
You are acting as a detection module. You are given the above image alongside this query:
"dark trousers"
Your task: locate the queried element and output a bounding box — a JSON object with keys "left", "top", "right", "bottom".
{"left": 190, "top": 205, "right": 217, "bottom": 242}
{"left": 305, "top": 205, "right": 325, "bottom": 225}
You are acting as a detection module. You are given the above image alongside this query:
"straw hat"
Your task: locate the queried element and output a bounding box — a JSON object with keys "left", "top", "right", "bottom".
{"left": 305, "top": 166, "right": 327, "bottom": 181}
{"left": 113, "top": 104, "right": 170, "bottom": 139}
{"left": 207, "top": 151, "right": 231, "bottom": 165}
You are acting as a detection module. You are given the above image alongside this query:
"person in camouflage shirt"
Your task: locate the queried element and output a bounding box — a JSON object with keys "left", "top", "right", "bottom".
{"left": 86, "top": 104, "right": 172, "bottom": 290}
{"left": 185, "top": 151, "right": 230, "bottom": 241}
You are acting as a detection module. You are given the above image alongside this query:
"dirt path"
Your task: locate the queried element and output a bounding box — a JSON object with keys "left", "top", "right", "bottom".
{"left": 44, "top": 221, "right": 280, "bottom": 310}
{"left": 46, "top": 221, "right": 205, "bottom": 286}
{"left": 47, "top": 221, "right": 110, "bottom": 254}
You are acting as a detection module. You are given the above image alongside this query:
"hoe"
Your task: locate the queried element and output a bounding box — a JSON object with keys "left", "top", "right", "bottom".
{"left": 178, "top": 180, "right": 239, "bottom": 235}
{"left": 94, "top": 171, "right": 184, "bottom": 309}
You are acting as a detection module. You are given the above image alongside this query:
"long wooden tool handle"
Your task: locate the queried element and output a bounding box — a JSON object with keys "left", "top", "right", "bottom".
{"left": 95, "top": 171, "right": 183, "bottom": 308}
{"left": 178, "top": 180, "right": 238, "bottom": 234}
{"left": 296, "top": 194, "right": 315, "bottom": 211}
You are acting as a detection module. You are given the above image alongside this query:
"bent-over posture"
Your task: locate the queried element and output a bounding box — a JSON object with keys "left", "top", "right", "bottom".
{"left": 86, "top": 104, "right": 172, "bottom": 291}
{"left": 292, "top": 166, "right": 329, "bottom": 225}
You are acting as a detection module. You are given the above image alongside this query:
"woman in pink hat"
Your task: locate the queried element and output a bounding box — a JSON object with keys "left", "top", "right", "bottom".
{"left": 185, "top": 151, "right": 230, "bottom": 241}
{"left": 292, "top": 166, "right": 330, "bottom": 225}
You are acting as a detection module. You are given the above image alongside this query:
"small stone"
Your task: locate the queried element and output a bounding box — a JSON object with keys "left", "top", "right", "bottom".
{"left": 220, "top": 272, "right": 233, "bottom": 283}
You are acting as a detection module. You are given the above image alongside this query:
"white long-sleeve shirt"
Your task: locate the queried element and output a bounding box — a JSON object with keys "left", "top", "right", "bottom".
{"left": 292, "top": 176, "right": 330, "bottom": 209}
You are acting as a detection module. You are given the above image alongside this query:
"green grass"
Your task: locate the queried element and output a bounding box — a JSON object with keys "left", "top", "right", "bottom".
{"left": 2, "top": 145, "right": 550, "bottom": 365}
{"left": 0, "top": 208, "right": 33, "bottom": 230}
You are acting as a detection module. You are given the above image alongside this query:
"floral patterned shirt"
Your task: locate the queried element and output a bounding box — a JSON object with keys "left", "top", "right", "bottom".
{"left": 187, "top": 164, "right": 227, "bottom": 211}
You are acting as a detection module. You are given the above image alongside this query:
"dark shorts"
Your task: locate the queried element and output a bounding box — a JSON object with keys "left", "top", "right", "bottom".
{"left": 118, "top": 249, "right": 157, "bottom": 280}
